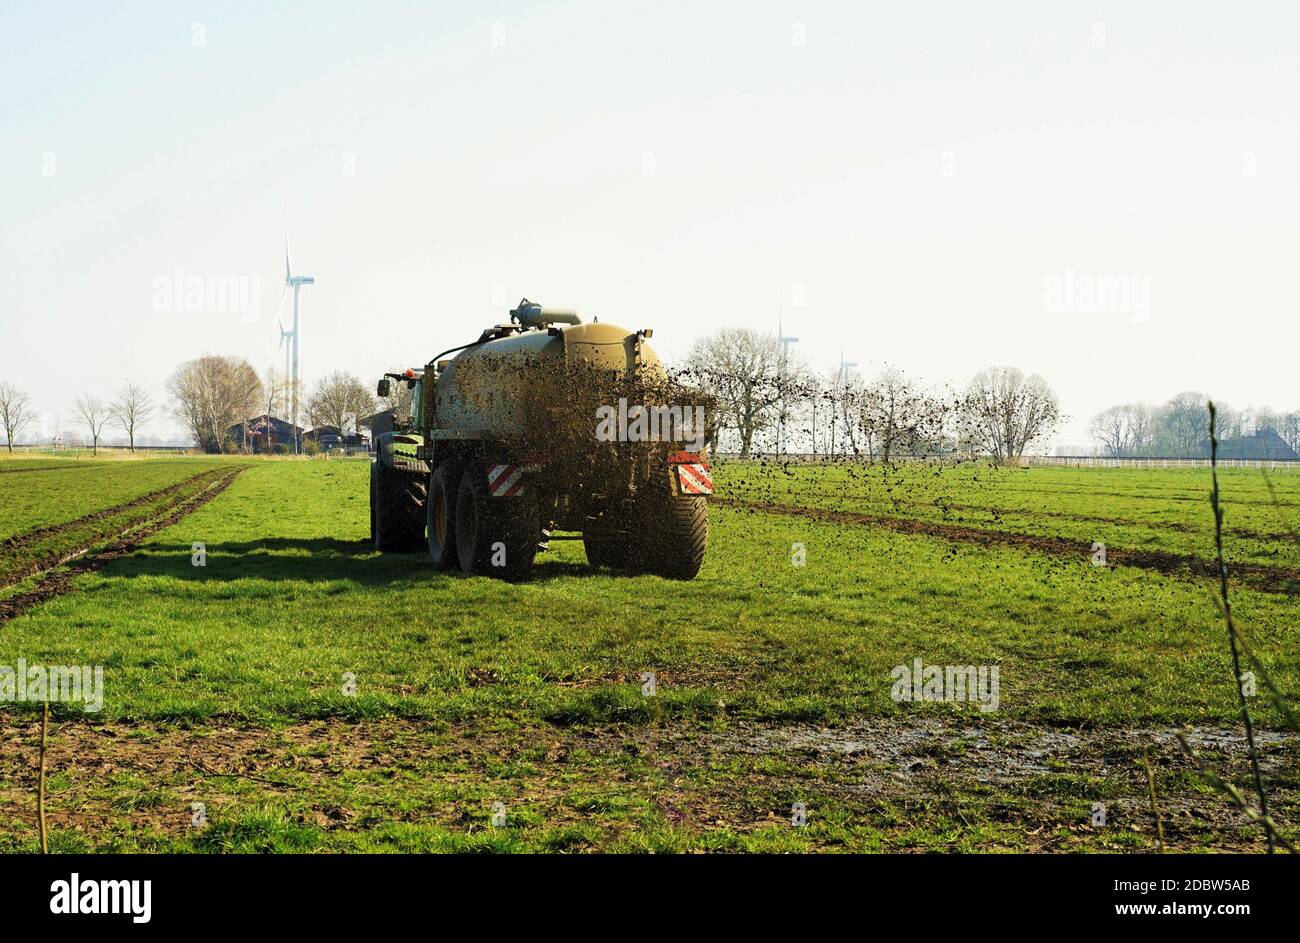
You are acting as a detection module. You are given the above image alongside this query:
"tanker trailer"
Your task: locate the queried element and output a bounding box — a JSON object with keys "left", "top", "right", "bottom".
{"left": 370, "top": 298, "right": 711, "bottom": 580}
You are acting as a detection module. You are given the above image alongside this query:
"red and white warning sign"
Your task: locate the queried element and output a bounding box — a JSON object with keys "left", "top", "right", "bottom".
{"left": 487, "top": 464, "right": 525, "bottom": 497}
{"left": 676, "top": 463, "right": 713, "bottom": 495}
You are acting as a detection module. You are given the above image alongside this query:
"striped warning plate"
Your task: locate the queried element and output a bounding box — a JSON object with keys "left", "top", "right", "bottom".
{"left": 487, "top": 464, "right": 525, "bottom": 497}
{"left": 676, "top": 463, "right": 713, "bottom": 495}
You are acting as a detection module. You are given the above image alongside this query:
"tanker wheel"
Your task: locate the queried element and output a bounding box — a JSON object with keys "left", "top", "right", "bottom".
{"left": 425, "top": 462, "right": 461, "bottom": 570}
{"left": 454, "top": 463, "right": 539, "bottom": 580}
{"left": 634, "top": 482, "right": 708, "bottom": 580}
{"left": 373, "top": 462, "right": 426, "bottom": 552}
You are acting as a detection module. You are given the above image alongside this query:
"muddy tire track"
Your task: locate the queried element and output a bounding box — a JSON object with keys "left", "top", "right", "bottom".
{"left": 1, "top": 467, "right": 228, "bottom": 553}
{"left": 930, "top": 500, "right": 1295, "bottom": 542}
{"left": 0, "top": 469, "right": 243, "bottom": 626}
{"left": 717, "top": 497, "right": 1300, "bottom": 594}
{"left": 0, "top": 463, "right": 85, "bottom": 474}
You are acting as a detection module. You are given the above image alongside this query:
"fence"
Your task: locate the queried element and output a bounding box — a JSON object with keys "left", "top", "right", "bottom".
{"left": 3, "top": 444, "right": 192, "bottom": 457}
{"left": 1025, "top": 455, "right": 1300, "bottom": 470}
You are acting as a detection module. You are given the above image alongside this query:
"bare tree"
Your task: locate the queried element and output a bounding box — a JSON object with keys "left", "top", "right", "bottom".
{"left": 852, "top": 368, "right": 947, "bottom": 463}
{"left": 168, "top": 355, "right": 264, "bottom": 453}
{"left": 964, "top": 366, "right": 1061, "bottom": 463}
{"left": 1280, "top": 412, "right": 1300, "bottom": 456}
{"left": 73, "top": 395, "right": 111, "bottom": 455}
{"left": 306, "top": 371, "right": 376, "bottom": 439}
{"left": 1091, "top": 403, "right": 1157, "bottom": 457}
{"left": 682, "top": 328, "right": 809, "bottom": 457}
{"left": 260, "top": 367, "right": 288, "bottom": 420}
{"left": 0, "top": 382, "right": 35, "bottom": 453}
{"left": 1127, "top": 402, "right": 1155, "bottom": 454}
{"left": 1154, "top": 392, "right": 1210, "bottom": 457}
{"left": 1089, "top": 405, "right": 1128, "bottom": 457}
{"left": 109, "top": 382, "right": 154, "bottom": 452}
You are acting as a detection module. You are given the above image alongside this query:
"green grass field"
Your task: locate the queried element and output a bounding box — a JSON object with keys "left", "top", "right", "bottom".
{"left": 1, "top": 453, "right": 1297, "bottom": 852}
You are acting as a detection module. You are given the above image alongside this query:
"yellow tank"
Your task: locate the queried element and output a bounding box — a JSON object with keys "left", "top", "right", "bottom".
{"left": 433, "top": 319, "right": 664, "bottom": 440}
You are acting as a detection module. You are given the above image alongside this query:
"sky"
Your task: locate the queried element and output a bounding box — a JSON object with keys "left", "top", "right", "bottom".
{"left": 3, "top": 0, "right": 1299, "bottom": 448}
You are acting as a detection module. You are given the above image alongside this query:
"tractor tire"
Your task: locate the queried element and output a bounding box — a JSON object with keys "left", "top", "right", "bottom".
{"left": 369, "top": 463, "right": 378, "bottom": 545}
{"left": 426, "top": 462, "right": 461, "bottom": 570}
{"left": 633, "top": 480, "right": 708, "bottom": 580}
{"left": 372, "top": 462, "right": 426, "bottom": 552}
{"left": 454, "top": 463, "right": 538, "bottom": 580}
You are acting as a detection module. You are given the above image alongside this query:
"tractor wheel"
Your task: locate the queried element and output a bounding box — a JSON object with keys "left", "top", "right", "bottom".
{"left": 634, "top": 480, "right": 708, "bottom": 580}
{"left": 454, "top": 463, "right": 539, "bottom": 580}
{"left": 369, "top": 463, "right": 379, "bottom": 545}
{"left": 373, "top": 462, "right": 426, "bottom": 552}
{"left": 426, "top": 462, "right": 461, "bottom": 569}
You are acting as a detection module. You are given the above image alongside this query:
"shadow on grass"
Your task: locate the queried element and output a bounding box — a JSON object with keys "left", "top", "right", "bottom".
{"left": 103, "top": 538, "right": 608, "bottom": 585}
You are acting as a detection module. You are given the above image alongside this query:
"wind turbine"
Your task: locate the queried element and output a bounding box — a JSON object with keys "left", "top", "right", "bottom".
{"left": 831, "top": 344, "right": 858, "bottom": 458}
{"left": 273, "top": 235, "right": 314, "bottom": 453}
{"left": 776, "top": 307, "right": 799, "bottom": 456}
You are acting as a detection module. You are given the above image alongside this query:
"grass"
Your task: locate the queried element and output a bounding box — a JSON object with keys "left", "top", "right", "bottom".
{"left": 0, "top": 457, "right": 230, "bottom": 541}
{"left": 719, "top": 461, "right": 1300, "bottom": 569}
{"left": 0, "top": 457, "right": 1296, "bottom": 852}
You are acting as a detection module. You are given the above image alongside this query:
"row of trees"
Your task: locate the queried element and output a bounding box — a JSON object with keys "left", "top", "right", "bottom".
{"left": 1089, "top": 396, "right": 1300, "bottom": 457}
{"left": 0, "top": 380, "right": 155, "bottom": 454}
{"left": 1, "top": 360, "right": 384, "bottom": 455}
{"left": 680, "top": 329, "right": 1061, "bottom": 462}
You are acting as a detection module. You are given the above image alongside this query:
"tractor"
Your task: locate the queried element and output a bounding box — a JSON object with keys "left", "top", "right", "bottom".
{"left": 369, "top": 299, "right": 711, "bottom": 580}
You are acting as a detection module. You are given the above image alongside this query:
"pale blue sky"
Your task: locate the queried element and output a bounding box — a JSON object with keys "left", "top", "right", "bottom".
{"left": 3, "top": 1, "right": 1299, "bottom": 445}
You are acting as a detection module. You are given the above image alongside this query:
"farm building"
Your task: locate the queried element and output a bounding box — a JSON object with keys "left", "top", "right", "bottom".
{"left": 1201, "top": 427, "right": 1298, "bottom": 460}
{"left": 226, "top": 415, "right": 304, "bottom": 454}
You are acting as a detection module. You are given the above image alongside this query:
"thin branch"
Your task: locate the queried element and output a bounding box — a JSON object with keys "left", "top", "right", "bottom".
{"left": 1140, "top": 742, "right": 1165, "bottom": 853}
{"left": 1208, "top": 401, "right": 1274, "bottom": 852}
{"left": 38, "top": 702, "right": 49, "bottom": 854}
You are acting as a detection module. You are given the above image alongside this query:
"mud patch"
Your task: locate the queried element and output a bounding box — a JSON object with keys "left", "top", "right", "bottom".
{"left": 3, "top": 713, "right": 1292, "bottom": 851}
{"left": 695, "top": 717, "right": 1296, "bottom": 784}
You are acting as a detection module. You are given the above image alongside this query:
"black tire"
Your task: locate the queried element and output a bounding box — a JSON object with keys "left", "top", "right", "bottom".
{"left": 623, "top": 471, "right": 708, "bottom": 579}
{"left": 426, "top": 462, "right": 460, "bottom": 569}
{"left": 369, "top": 463, "right": 379, "bottom": 545}
{"left": 373, "top": 462, "right": 426, "bottom": 552}
{"left": 640, "top": 493, "right": 708, "bottom": 579}
{"left": 455, "top": 463, "right": 538, "bottom": 580}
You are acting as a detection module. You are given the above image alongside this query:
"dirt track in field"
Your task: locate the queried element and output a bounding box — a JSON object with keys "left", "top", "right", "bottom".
{"left": 929, "top": 499, "right": 1294, "bottom": 542}
{"left": 1, "top": 468, "right": 227, "bottom": 554}
{"left": 0, "top": 468, "right": 242, "bottom": 626}
{"left": 716, "top": 497, "right": 1300, "bottom": 595}
{"left": 0, "top": 463, "right": 84, "bottom": 474}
